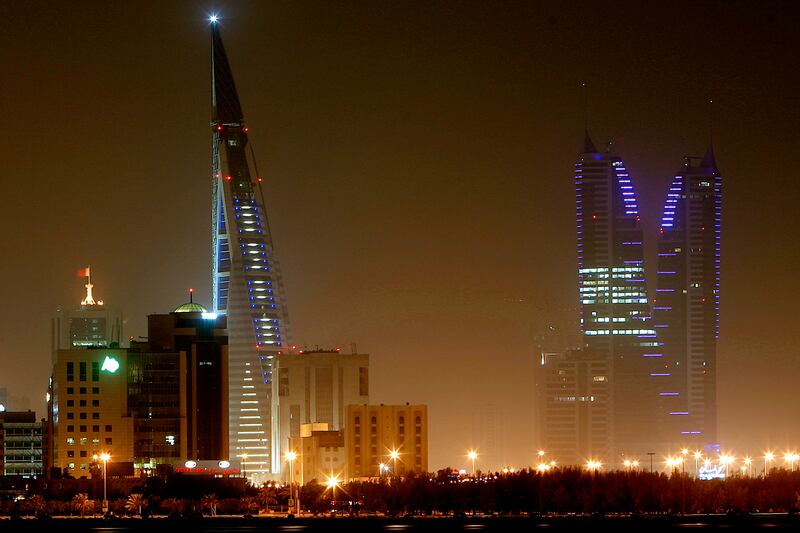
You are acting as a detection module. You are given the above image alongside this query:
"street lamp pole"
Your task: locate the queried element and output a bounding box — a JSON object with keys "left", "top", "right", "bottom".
{"left": 467, "top": 450, "right": 477, "bottom": 477}
{"left": 647, "top": 452, "right": 655, "bottom": 473}
{"left": 95, "top": 452, "right": 110, "bottom": 515}
{"left": 286, "top": 451, "right": 298, "bottom": 515}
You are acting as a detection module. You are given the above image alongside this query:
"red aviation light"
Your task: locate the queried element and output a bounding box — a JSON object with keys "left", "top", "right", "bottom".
{"left": 257, "top": 177, "right": 263, "bottom": 183}
{"left": 335, "top": 347, "right": 341, "bottom": 353}
{"left": 225, "top": 175, "right": 232, "bottom": 181}
{"left": 215, "top": 124, "right": 224, "bottom": 132}
{"left": 243, "top": 127, "right": 250, "bottom": 133}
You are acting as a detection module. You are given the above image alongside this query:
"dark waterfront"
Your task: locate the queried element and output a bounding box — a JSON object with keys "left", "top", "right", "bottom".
{"left": 2, "top": 515, "right": 800, "bottom": 532}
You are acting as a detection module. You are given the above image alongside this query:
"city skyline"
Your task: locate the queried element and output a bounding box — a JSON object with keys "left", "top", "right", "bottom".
{"left": 2, "top": 1, "right": 799, "bottom": 471}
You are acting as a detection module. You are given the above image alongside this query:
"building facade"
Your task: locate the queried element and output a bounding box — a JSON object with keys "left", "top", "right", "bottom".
{"left": 653, "top": 147, "right": 722, "bottom": 445}
{"left": 534, "top": 350, "right": 611, "bottom": 466}
{"left": 287, "top": 423, "right": 346, "bottom": 484}
{"left": 345, "top": 404, "right": 428, "bottom": 479}
{"left": 138, "top": 299, "right": 229, "bottom": 462}
{"left": 209, "top": 20, "right": 292, "bottom": 478}
{"left": 277, "top": 350, "right": 369, "bottom": 468}
{"left": 50, "top": 348, "right": 134, "bottom": 475}
{"left": 575, "top": 132, "right": 659, "bottom": 463}
{"left": 0, "top": 411, "right": 43, "bottom": 477}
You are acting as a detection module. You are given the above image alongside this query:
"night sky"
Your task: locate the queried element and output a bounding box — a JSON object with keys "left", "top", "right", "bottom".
{"left": 2, "top": 0, "right": 799, "bottom": 470}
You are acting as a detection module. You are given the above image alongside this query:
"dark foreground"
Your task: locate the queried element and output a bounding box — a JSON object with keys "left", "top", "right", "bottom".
{"left": 1, "top": 514, "right": 800, "bottom": 532}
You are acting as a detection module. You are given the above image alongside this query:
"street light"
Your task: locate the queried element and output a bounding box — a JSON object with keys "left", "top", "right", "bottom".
{"left": 785, "top": 452, "right": 799, "bottom": 472}
{"left": 326, "top": 475, "right": 340, "bottom": 515}
{"left": 693, "top": 451, "right": 703, "bottom": 477}
{"left": 389, "top": 449, "right": 400, "bottom": 475}
{"left": 285, "top": 451, "right": 298, "bottom": 515}
{"left": 680, "top": 449, "right": 689, "bottom": 475}
{"left": 585, "top": 460, "right": 601, "bottom": 472}
{"left": 467, "top": 450, "right": 478, "bottom": 477}
{"left": 744, "top": 457, "right": 752, "bottom": 477}
{"left": 719, "top": 454, "right": 734, "bottom": 477}
{"left": 93, "top": 452, "right": 110, "bottom": 515}
{"left": 764, "top": 452, "right": 774, "bottom": 476}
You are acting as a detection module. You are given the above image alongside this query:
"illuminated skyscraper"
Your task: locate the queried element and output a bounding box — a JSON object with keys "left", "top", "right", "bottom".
{"left": 575, "top": 132, "right": 658, "bottom": 461}
{"left": 653, "top": 146, "right": 722, "bottom": 445}
{"left": 210, "top": 20, "right": 292, "bottom": 477}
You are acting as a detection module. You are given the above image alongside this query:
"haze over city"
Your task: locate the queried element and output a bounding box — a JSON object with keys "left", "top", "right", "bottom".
{"left": 2, "top": 0, "right": 799, "bottom": 472}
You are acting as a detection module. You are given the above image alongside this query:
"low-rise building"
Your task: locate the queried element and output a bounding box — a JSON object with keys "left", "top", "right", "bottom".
{"left": 287, "top": 423, "right": 345, "bottom": 484}
{"left": 0, "top": 411, "right": 43, "bottom": 477}
{"left": 345, "top": 404, "right": 428, "bottom": 478}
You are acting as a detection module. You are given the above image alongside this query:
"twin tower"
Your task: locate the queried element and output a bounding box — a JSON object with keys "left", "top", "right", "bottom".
{"left": 574, "top": 130, "right": 721, "bottom": 461}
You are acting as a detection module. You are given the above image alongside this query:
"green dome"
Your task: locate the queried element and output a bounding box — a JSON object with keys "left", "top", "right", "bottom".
{"left": 174, "top": 302, "right": 208, "bottom": 313}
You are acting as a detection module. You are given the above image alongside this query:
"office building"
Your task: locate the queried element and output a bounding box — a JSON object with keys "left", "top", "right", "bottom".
{"left": 277, "top": 349, "right": 369, "bottom": 468}
{"left": 209, "top": 19, "right": 292, "bottom": 478}
{"left": 345, "top": 404, "right": 428, "bottom": 478}
{"left": 653, "top": 146, "right": 722, "bottom": 445}
{"left": 49, "top": 348, "right": 134, "bottom": 475}
{"left": 534, "top": 349, "right": 611, "bottom": 466}
{"left": 0, "top": 411, "right": 43, "bottom": 477}
{"left": 130, "top": 297, "right": 229, "bottom": 464}
{"left": 574, "top": 132, "right": 658, "bottom": 462}
{"left": 52, "top": 269, "right": 122, "bottom": 356}
{"left": 287, "top": 423, "right": 346, "bottom": 484}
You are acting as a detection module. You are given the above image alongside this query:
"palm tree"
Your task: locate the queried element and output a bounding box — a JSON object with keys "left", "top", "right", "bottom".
{"left": 24, "top": 495, "right": 46, "bottom": 516}
{"left": 125, "top": 493, "right": 146, "bottom": 517}
{"left": 259, "top": 485, "right": 279, "bottom": 513}
{"left": 201, "top": 493, "right": 220, "bottom": 516}
{"left": 72, "top": 493, "right": 94, "bottom": 517}
{"left": 239, "top": 496, "right": 260, "bottom": 515}
{"left": 161, "top": 498, "right": 184, "bottom": 517}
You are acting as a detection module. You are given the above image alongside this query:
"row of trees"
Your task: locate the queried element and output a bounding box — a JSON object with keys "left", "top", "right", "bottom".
{"left": 2, "top": 468, "right": 800, "bottom": 517}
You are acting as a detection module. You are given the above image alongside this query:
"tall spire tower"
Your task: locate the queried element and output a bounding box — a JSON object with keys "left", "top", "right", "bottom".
{"left": 210, "top": 18, "right": 292, "bottom": 478}
{"left": 653, "top": 146, "right": 722, "bottom": 446}
{"left": 575, "top": 132, "right": 658, "bottom": 462}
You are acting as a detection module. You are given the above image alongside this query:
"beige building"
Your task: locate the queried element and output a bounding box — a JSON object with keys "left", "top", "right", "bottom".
{"left": 287, "top": 423, "right": 346, "bottom": 484}
{"left": 534, "top": 349, "right": 611, "bottom": 467}
{"left": 345, "top": 404, "right": 428, "bottom": 479}
{"left": 277, "top": 350, "right": 368, "bottom": 474}
{"left": 51, "top": 349, "right": 134, "bottom": 475}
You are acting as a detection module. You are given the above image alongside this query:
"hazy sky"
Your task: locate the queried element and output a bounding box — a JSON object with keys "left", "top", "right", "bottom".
{"left": 2, "top": 0, "right": 799, "bottom": 470}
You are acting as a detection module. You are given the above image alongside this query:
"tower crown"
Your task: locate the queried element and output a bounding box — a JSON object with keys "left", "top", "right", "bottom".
{"left": 211, "top": 22, "right": 244, "bottom": 124}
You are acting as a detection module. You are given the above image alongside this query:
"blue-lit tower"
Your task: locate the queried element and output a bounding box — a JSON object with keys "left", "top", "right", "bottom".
{"left": 653, "top": 146, "right": 721, "bottom": 445}
{"left": 575, "top": 132, "right": 659, "bottom": 461}
{"left": 210, "top": 19, "right": 292, "bottom": 478}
